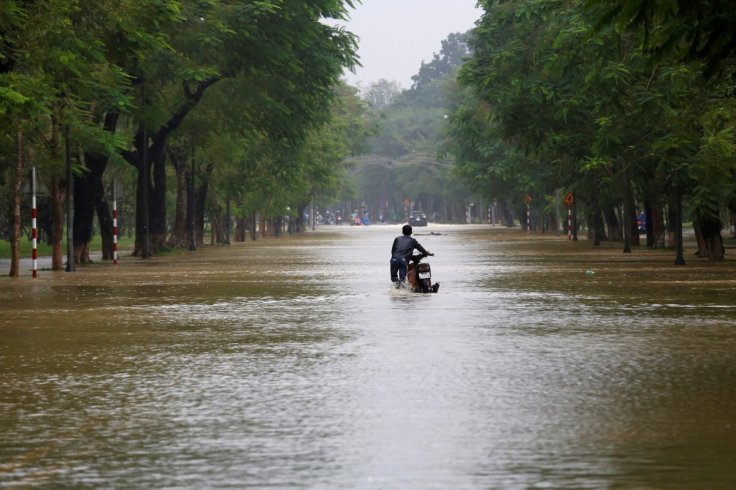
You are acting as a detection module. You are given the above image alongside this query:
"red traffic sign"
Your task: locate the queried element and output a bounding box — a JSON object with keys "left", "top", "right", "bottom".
{"left": 564, "top": 191, "right": 574, "bottom": 205}
{"left": 523, "top": 194, "right": 533, "bottom": 204}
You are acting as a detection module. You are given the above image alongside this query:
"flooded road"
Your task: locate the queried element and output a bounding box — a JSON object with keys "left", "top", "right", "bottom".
{"left": 1, "top": 225, "right": 735, "bottom": 488}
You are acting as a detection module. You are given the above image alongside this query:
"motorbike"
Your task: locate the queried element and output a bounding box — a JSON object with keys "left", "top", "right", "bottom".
{"left": 406, "top": 254, "right": 440, "bottom": 293}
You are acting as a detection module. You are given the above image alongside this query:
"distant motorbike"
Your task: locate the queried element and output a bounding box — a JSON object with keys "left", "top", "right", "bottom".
{"left": 406, "top": 254, "right": 440, "bottom": 293}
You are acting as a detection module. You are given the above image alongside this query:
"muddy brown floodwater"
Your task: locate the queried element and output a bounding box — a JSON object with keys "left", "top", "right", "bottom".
{"left": 1, "top": 225, "right": 735, "bottom": 488}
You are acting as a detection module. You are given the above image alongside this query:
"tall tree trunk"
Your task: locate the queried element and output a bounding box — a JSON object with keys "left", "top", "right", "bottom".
{"left": 260, "top": 212, "right": 268, "bottom": 237}
{"left": 625, "top": 182, "right": 639, "bottom": 248}
{"left": 92, "top": 159, "right": 115, "bottom": 261}
{"left": 693, "top": 223, "right": 706, "bottom": 256}
{"left": 622, "top": 175, "right": 633, "bottom": 252}
{"left": 667, "top": 201, "right": 676, "bottom": 250}
{"left": 127, "top": 78, "right": 222, "bottom": 256}
{"left": 651, "top": 204, "right": 666, "bottom": 248}
{"left": 673, "top": 189, "right": 685, "bottom": 265}
{"left": 696, "top": 217, "right": 724, "bottom": 261}
{"left": 629, "top": 210, "right": 640, "bottom": 246}
{"left": 51, "top": 176, "right": 65, "bottom": 270}
{"left": 82, "top": 153, "right": 114, "bottom": 261}
{"left": 74, "top": 111, "right": 117, "bottom": 262}
{"left": 495, "top": 198, "right": 513, "bottom": 227}
{"left": 96, "top": 197, "right": 114, "bottom": 260}
{"left": 545, "top": 208, "right": 557, "bottom": 234}
{"left": 133, "top": 138, "right": 167, "bottom": 254}
{"left": 235, "top": 217, "right": 246, "bottom": 242}
{"left": 168, "top": 152, "right": 189, "bottom": 247}
{"left": 210, "top": 215, "right": 220, "bottom": 244}
{"left": 133, "top": 150, "right": 151, "bottom": 257}
{"left": 591, "top": 181, "right": 602, "bottom": 246}
{"left": 604, "top": 207, "right": 621, "bottom": 242}
{"left": 195, "top": 182, "right": 208, "bottom": 246}
{"left": 151, "top": 148, "right": 168, "bottom": 251}
{"left": 622, "top": 204, "right": 632, "bottom": 253}
{"left": 592, "top": 208, "right": 606, "bottom": 243}
{"left": 644, "top": 202, "right": 654, "bottom": 247}
{"left": 272, "top": 217, "right": 283, "bottom": 237}
{"left": 73, "top": 163, "right": 94, "bottom": 264}
{"left": 8, "top": 131, "right": 23, "bottom": 278}
{"left": 296, "top": 203, "right": 308, "bottom": 232}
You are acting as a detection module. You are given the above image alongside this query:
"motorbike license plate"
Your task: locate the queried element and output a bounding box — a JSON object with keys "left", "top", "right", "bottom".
{"left": 418, "top": 272, "right": 431, "bottom": 279}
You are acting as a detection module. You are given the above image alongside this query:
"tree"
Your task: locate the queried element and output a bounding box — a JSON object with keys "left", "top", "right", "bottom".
{"left": 344, "top": 31, "right": 475, "bottom": 223}
{"left": 121, "top": 0, "right": 360, "bottom": 255}
{"left": 363, "top": 79, "right": 402, "bottom": 110}
{"left": 1, "top": 0, "right": 132, "bottom": 274}
{"left": 289, "top": 83, "right": 376, "bottom": 230}
{"left": 451, "top": 0, "right": 736, "bottom": 263}
{"left": 586, "top": 0, "right": 736, "bottom": 78}
{"left": 457, "top": 0, "right": 605, "bottom": 232}
{"left": 411, "top": 32, "right": 472, "bottom": 90}
{"left": 587, "top": 0, "right": 736, "bottom": 260}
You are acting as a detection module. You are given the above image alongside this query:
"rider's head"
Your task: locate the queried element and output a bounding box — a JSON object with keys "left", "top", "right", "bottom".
{"left": 402, "top": 224, "right": 412, "bottom": 236}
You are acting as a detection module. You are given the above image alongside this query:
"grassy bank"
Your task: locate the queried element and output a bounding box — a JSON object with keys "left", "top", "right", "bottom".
{"left": 0, "top": 235, "right": 134, "bottom": 259}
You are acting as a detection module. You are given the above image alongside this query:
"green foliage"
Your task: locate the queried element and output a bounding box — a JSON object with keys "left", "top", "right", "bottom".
{"left": 182, "top": 80, "right": 373, "bottom": 224}
{"left": 0, "top": 234, "right": 134, "bottom": 260}
{"left": 585, "top": 0, "right": 736, "bottom": 78}
{"left": 411, "top": 32, "right": 472, "bottom": 91}
{"left": 343, "top": 32, "right": 476, "bottom": 221}
{"left": 1, "top": 0, "right": 363, "bottom": 251}
{"left": 0, "top": 85, "right": 29, "bottom": 107}
{"left": 450, "top": 0, "right": 736, "bottom": 233}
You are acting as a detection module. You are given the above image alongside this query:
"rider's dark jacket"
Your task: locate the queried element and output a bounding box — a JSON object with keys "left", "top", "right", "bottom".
{"left": 391, "top": 235, "right": 428, "bottom": 262}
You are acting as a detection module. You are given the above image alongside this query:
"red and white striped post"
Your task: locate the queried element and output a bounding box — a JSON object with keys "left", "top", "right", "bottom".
{"left": 523, "top": 194, "right": 532, "bottom": 232}
{"left": 112, "top": 178, "right": 118, "bottom": 265}
{"left": 567, "top": 206, "right": 572, "bottom": 240}
{"left": 564, "top": 191, "right": 574, "bottom": 240}
{"left": 31, "top": 167, "right": 38, "bottom": 278}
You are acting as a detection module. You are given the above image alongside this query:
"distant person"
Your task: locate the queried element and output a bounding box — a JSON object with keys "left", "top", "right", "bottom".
{"left": 390, "top": 224, "right": 431, "bottom": 288}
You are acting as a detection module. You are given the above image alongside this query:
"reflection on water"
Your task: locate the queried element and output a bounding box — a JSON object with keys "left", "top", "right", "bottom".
{"left": 1, "top": 225, "right": 735, "bottom": 488}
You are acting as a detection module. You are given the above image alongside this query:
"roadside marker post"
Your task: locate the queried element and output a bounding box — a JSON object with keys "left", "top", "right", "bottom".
{"left": 112, "top": 179, "right": 118, "bottom": 266}
{"left": 523, "top": 194, "right": 533, "bottom": 232}
{"left": 31, "top": 167, "right": 38, "bottom": 278}
{"left": 564, "top": 191, "right": 574, "bottom": 240}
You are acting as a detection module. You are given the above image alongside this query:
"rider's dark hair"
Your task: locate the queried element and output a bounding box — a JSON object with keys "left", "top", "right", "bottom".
{"left": 402, "top": 224, "right": 412, "bottom": 235}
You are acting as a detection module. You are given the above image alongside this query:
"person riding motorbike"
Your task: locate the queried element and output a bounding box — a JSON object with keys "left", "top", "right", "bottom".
{"left": 390, "top": 224, "right": 432, "bottom": 288}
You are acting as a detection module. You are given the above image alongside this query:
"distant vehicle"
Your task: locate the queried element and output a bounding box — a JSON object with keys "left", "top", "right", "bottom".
{"left": 408, "top": 211, "right": 428, "bottom": 227}
{"left": 637, "top": 211, "right": 646, "bottom": 234}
